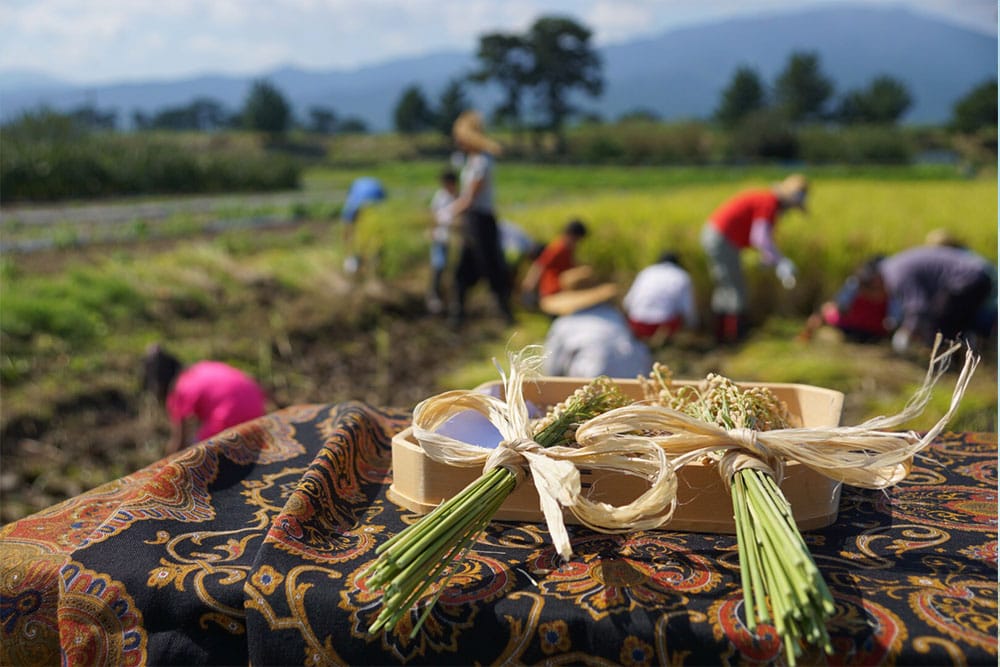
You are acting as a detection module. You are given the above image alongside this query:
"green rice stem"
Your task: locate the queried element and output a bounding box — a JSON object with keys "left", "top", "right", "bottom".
{"left": 370, "top": 486, "right": 506, "bottom": 634}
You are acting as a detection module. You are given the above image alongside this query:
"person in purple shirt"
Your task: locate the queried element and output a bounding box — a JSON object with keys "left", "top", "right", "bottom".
{"left": 878, "top": 244, "right": 994, "bottom": 353}
{"left": 142, "top": 344, "right": 268, "bottom": 454}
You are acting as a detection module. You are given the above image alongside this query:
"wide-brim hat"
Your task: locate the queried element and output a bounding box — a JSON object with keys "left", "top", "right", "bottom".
{"left": 453, "top": 110, "right": 503, "bottom": 156}
{"left": 540, "top": 266, "right": 618, "bottom": 316}
{"left": 773, "top": 173, "right": 808, "bottom": 211}
{"left": 925, "top": 228, "right": 963, "bottom": 248}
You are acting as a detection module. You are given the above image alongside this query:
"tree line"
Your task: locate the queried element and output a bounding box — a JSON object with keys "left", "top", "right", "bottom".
{"left": 391, "top": 17, "right": 995, "bottom": 139}
{"left": 6, "top": 14, "right": 997, "bottom": 141}
{"left": 128, "top": 81, "right": 368, "bottom": 135}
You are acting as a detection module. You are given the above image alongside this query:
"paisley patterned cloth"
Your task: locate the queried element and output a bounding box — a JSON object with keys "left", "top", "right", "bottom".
{"left": 1, "top": 402, "right": 996, "bottom": 666}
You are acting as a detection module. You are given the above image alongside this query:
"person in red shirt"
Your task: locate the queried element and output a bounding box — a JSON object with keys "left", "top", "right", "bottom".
{"left": 520, "top": 219, "right": 588, "bottom": 307}
{"left": 700, "top": 174, "right": 808, "bottom": 343}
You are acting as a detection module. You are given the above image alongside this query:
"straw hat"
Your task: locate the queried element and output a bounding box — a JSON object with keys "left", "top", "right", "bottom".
{"left": 452, "top": 110, "right": 503, "bottom": 156}
{"left": 773, "top": 173, "right": 808, "bottom": 211}
{"left": 925, "top": 228, "right": 964, "bottom": 248}
{"left": 540, "top": 266, "right": 618, "bottom": 316}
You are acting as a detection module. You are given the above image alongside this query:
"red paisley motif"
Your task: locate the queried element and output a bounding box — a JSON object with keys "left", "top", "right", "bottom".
{"left": 910, "top": 578, "right": 999, "bottom": 652}
{"left": 1, "top": 416, "right": 306, "bottom": 553}
{"left": 59, "top": 562, "right": 147, "bottom": 667}
{"left": 711, "top": 592, "right": 905, "bottom": 665}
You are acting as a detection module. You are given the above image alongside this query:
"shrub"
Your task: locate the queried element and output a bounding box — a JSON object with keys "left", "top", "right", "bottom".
{"left": 0, "top": 113, "right": 302, "bottom": 203}
{"left": 727, "top": 109, "right": 799, "bottom": 161}
{"left": 565, "top": 120, "right": 715, "bottom": 164}
{"left": 798, "top": 125, "right": 914, "bottom": 164}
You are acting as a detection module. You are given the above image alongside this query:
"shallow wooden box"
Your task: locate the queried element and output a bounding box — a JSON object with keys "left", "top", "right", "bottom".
{"left": 388, "top": 377, "right": 845, "bottom": 533}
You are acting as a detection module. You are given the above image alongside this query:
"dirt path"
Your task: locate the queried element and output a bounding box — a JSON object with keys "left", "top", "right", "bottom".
{"left": 0, "top": 190, "right": 346, "bottom": 253}
{"left": 0, "top": 190, "right": 337, "bottom": 227}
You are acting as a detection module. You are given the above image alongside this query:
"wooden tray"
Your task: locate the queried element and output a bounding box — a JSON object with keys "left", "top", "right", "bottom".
{"left": 388, "top": 377, "right": 845, "bottom": 533}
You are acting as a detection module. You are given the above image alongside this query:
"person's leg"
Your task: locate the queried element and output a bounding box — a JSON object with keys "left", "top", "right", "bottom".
{"left": 467, "top": 212, "right": 514, "bottom": 323}
{"left": 428, "top": 242, "right": 447, "bottom": 313}
{"left": 341, "top": 220, "right": 360, "bottom": 274}
{"left": 931, "top": 274, "right": 992, "bottom": 340}
{"left": 702, "top": 225, "right": 745, "bottom": 343}
{"left": 450, "top": 226, "right": 480, "bottom": 327}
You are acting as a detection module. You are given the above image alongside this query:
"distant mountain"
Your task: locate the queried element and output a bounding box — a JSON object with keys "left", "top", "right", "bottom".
{"left": 0, "top": 5, "right": 994, "bottom": 130}
{"left": 596, "top": 4, "right": 997, "bottom": 123}
{"left": 0, "top": 69, "right": 72, "bottom": 90}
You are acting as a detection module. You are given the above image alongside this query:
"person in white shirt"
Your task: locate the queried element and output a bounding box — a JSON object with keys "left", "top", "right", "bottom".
{"left": 427, "top": 169, "right": 458, "bottom": 314}
{"left": 540, "top": 266, "right": 652, "bottom": 378}
{"left": 623, "top": 252, "right": 699, "bottom": 345}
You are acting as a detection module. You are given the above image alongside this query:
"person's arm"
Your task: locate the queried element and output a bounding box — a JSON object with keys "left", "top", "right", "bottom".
{"left": 833, "top": 278, "right": 860, "bottom": 314}
{"left": 751, "top": 218, "right": 797, "bottom": 287}
{"left": 165, "top": 417, "right": 196, "bottom": 455}
{"left": 445, "top": 156, "right": 487, "bottom": 218}
{"left": 749, "top": 219, "right": 782, "bottom": 265}
{"left": 521, "top": 260, "right": 543, "bottom": 293}
{"left": 448, "top": 178, "right": 482, "bottom": 217}
{"left": 431, "top": 191, "right": 456, "bottom": 225}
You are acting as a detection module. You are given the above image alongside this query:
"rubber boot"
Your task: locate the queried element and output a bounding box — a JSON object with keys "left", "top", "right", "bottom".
{"left": 717, "top": 313, "right": 740, "bottom": 345}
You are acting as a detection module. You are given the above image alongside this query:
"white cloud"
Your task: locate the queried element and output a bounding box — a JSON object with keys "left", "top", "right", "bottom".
{"left": 0, "top": 0, "right": 994, "bottom": 84}
{"left": 585, "top": 1, "right": 655, "bottom": 44}
{"left": 6, "top": 1, "right": 127, "bottom": 40}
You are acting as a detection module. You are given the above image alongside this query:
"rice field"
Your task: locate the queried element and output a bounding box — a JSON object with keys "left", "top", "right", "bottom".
{"left": 1, "top": 162, "right": 996, "bottom": 522}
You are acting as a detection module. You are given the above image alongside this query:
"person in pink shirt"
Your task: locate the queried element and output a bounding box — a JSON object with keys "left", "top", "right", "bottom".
{"left": 700, "top": 174, "right": 808, "bottom": 343}
{"left": 142, "top": 344, "right": 268, "bottom": 455}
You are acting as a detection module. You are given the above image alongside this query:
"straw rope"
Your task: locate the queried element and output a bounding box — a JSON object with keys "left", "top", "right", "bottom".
{"left": 411, "top": 336, "right": 977, "bottom": 559}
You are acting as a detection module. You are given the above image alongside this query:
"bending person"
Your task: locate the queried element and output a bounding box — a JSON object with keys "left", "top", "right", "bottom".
{"left": 879, "top": 244, "right": 993, "bottom": 353}
{"left": 799, "top": 255, "right": 894, "bottom": 343}
{"left": 142, "top": 344, "right": 268, "bottom": 455}
{"left": 623, "top": 251, "right": 699, "bottom": 345}
{"left": 701, "top": 174, "right": 808, "bottom": 343}
{"left": 540, "top": 266, "right": 652, "bottom": 378}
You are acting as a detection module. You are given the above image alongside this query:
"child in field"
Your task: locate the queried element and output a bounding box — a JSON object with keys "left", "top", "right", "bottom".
{"left": 427, "top": 169, "right": 459, "bottom": 314}
{"left": 520, "top": 219, "right": 588, "bottom": 308}
{"left": 142, "top": 344, "right": 268, "bottom": 455}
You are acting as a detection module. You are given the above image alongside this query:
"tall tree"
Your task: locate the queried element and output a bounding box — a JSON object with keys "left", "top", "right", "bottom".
{"left": 951, "top": 79, "right": 998, "bottom": 133}
{"left": 774, "top": 51, "right": 834, "bottom": 122}
{"left": 837, "top": 75, "right": 912, "bottom": 125}
{"left": 715, "top": 66, "right": 767, "bottom": 127}
{"left": 469, "top": 32, "right": 533, "bottom": 131}
{"left": 337, "top": 116, "right": 369, "bottom": 134}
{"left": 527, "top": 16, "right": 603, "bottom": 141}
{"left": 188, "top": 98, "right": 228, "bottom": 130}
{"left": 69, "top": 105, "right": 117, "bottom": 131}
{"left": 308, "top": 106, "right": 338, "bottom": 134}
{"left": 242, "top": 79, "right": 291, "bottom": 135}
{"left": 393, "top": 85, "right": 435, "bottom": 134}
{"left": 435, "top": 78, "right": 470, "bottom": 136}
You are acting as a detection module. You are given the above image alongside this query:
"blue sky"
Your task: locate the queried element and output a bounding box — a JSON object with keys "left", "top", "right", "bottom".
{"left": 1, "top": 0, "right": 995, "bottom": 85}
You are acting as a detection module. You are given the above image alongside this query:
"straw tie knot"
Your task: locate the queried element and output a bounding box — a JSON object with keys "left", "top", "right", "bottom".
{"left": 727, "top": 427, "right": 766, "bottom": 456}
{"left": 484, "top": 437, "right": 542, "bottom": 484}
{"left": 719, "top": 428, "right": 782, "bottom": 487}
